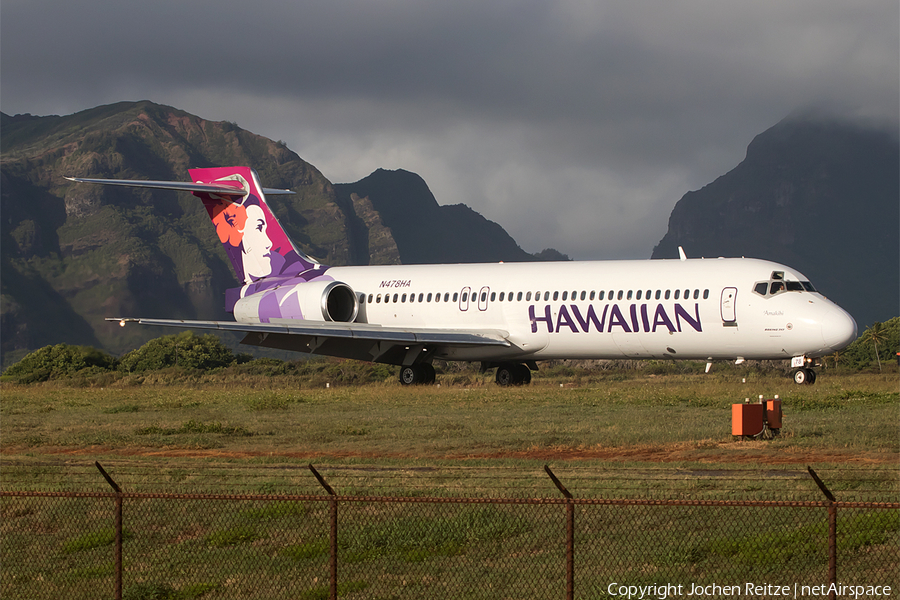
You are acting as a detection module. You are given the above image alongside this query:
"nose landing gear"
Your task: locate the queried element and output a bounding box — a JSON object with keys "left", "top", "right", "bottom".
{"left": 790, "top": 355, "right": 819, "bottom": 385}
{"left": 791, "top": 367, "right": 817, "bottom": 385}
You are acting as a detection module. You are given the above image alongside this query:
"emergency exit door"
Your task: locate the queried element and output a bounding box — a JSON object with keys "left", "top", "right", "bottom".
{"left": 720, "top": 287, "right": 737, "bottom": 325}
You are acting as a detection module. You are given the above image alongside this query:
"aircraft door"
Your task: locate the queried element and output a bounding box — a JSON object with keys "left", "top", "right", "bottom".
{"left": 478, "top": 286, "right": 490, "bottom": 311}
{"left": 459, "top": 287, "right": 471, "bottom": 312}
{"left": 721, "top": 287, "right": 737, "bottom": 324}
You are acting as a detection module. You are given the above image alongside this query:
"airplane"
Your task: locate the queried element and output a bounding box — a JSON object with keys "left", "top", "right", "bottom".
{"left": 67, "top": 166, "right": 858, "bottom": 386}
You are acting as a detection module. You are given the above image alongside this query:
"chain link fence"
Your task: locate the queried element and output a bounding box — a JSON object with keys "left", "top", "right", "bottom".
{"left": 2, "top": 464, "right": 898, "bottom": 600}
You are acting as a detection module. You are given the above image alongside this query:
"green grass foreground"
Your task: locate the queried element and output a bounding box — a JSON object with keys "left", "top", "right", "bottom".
{"left": 2, "top": 371, "right": 898, "bottom": 599}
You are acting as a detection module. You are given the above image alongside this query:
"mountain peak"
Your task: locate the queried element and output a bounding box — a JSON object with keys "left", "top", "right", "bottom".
{"left": 653, "top": 116, "right": 898, "bottom": 328}
{"left": 335, "top": 169, "right": 533, "bottom": 265}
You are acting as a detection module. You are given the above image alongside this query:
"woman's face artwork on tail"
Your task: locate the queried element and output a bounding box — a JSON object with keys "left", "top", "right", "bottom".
{"left": 239, "top": 204, "right": 274, "bottom": 282}
{"left": 196, "top": 168, "right": 319, "bottom": 290}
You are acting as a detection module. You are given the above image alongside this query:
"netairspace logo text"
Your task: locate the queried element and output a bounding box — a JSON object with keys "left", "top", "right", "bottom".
{"left": 605, "top": 582, "right": 893, "bottom": 599}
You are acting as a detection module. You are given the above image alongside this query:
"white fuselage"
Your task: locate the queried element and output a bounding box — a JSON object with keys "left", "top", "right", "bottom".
{"left": 240, "top": 257, "right": 858, "bottom": 364}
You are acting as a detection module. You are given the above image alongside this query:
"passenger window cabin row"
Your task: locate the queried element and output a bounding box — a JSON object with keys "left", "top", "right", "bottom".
{"left": 366, "top": 288, "right": 711, "bottom": 304}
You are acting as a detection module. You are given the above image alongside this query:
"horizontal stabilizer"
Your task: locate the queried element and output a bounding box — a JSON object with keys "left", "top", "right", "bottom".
{"left": 65, "top": 177, "right": 294, "bottom": 197}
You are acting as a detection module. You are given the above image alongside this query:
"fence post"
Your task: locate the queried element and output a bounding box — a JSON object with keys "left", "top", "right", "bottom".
{"left": 827, "top": 504, "right": 837, "bottom": 598}
{"left": 545, "top": 465, "right": 574, "bottom": 600}
{"left": 808, "top": 466, "right": 836, "bottom": 600}
{"left": 309, "top": 464, "right": 338, "bottom": 600}
{"left": 95, "top": 462, "right": 123, "bottom": 600}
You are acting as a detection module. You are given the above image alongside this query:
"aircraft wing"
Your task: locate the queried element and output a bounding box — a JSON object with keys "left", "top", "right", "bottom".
{"left": 108, "top": 318, "right": 510, "bottom": 364}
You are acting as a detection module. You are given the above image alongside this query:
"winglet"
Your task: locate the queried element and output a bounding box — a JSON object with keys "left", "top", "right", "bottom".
{"left": 678, "top": 246, "right": 687, "bottom": 261}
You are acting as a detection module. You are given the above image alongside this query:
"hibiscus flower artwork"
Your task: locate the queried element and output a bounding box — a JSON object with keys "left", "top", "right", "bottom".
{"left": 211, "top": 200, "right": 248, "bottom": 247}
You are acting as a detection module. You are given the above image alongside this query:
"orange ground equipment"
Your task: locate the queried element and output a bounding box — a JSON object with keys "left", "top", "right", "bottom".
{"left": 766, "top": 398, "right": 782, "bottom": 432}
{"left": 732, "top": 403, "right": 764, "bottom": 437}
{"left": 732, "top": 395, "right": 781, "bottom": 439}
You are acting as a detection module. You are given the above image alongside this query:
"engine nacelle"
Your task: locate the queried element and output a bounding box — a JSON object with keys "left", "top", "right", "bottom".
{"left": 234, "top": 280, "right": 359, "bottom": 323}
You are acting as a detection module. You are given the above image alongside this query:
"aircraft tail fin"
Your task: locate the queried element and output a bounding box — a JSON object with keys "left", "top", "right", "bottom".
{"left": 187, "top": 167, "right": 323, "bottom": 288}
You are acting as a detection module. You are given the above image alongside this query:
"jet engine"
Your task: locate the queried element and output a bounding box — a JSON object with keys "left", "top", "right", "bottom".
{"left": 234, "top": 280, "right": 359, "bottom": 323}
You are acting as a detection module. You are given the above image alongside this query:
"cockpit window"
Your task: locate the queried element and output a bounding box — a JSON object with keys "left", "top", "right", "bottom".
{"left": 754, "top": 277, "right": 818, "bottom": 298}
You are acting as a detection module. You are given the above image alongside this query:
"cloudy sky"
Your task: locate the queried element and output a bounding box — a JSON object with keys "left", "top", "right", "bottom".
{"left": 2, "top": 1, "right": 897, "bottom": 260}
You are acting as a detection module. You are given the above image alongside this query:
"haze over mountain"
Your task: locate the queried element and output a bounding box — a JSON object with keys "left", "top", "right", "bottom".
{"left": 0, "top": 101, "right": 560, "bottom": 364}
{"left": 653, "top": 114, "right": 898, "bottom": 330}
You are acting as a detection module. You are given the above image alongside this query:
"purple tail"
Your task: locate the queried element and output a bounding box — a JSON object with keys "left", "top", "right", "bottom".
{"left": 189, "top": 167, "right": 323, "bottom": 286}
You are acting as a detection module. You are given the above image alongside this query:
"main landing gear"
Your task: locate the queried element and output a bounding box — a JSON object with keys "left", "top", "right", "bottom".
{"left": 493, "top": 363, "right": 532, "bottom": 386}
{"left": 398, "top": 362, "right": 535, "bottom": 386}
{"left": 398, "top": 363, "right": 436, "bottom": 385}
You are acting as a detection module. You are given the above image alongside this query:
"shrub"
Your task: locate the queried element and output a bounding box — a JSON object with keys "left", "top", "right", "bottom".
{"left": 1, "top": 344, "right": 117, "bottom": 383}
{"left": 118, "top": 331, "right": 236, "bottom": 373}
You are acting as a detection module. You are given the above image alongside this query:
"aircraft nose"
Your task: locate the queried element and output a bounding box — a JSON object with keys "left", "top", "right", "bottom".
{"left": 821, "top": 306, "right": 858, "bottom": 351}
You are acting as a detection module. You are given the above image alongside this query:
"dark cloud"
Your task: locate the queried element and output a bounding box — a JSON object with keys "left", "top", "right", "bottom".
{"left": 3, "top": 0, "right": 897, "bottom": 258}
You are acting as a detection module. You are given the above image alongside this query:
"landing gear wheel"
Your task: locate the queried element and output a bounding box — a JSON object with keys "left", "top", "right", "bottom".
{"left": 399, "top": 364, "right": 436, "bottom": 386}
{"left": 496, "top": 365, "right": 517, "bottom": 386}
{"left": 495, "top": 364, "right": 531, "bottom": 386}
{"left": 400, "top": 366, "right": 419, "bottom": 385}
{"left": 792, "top": 368, "right": 815, "bottom": 385}
{"left": 420, "top": 363, "right": 436, "bottom": 384}
{"left": 516, "top": 364, "right": 532, "bottom": 384}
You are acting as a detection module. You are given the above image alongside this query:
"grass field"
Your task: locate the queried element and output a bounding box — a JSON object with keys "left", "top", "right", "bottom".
{"left": 1, "top": 369, "right": 897, "bottom": 498}
{"left": 2, "top": 370, "right": 897, "bottom": 599}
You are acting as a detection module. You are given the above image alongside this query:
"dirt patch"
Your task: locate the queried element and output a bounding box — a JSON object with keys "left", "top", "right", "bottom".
{"left": 458, "top": 447, "right": 896, "bottom": 465}
{"left": 19, "top": 443, "right": 898, "bottom": 465}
